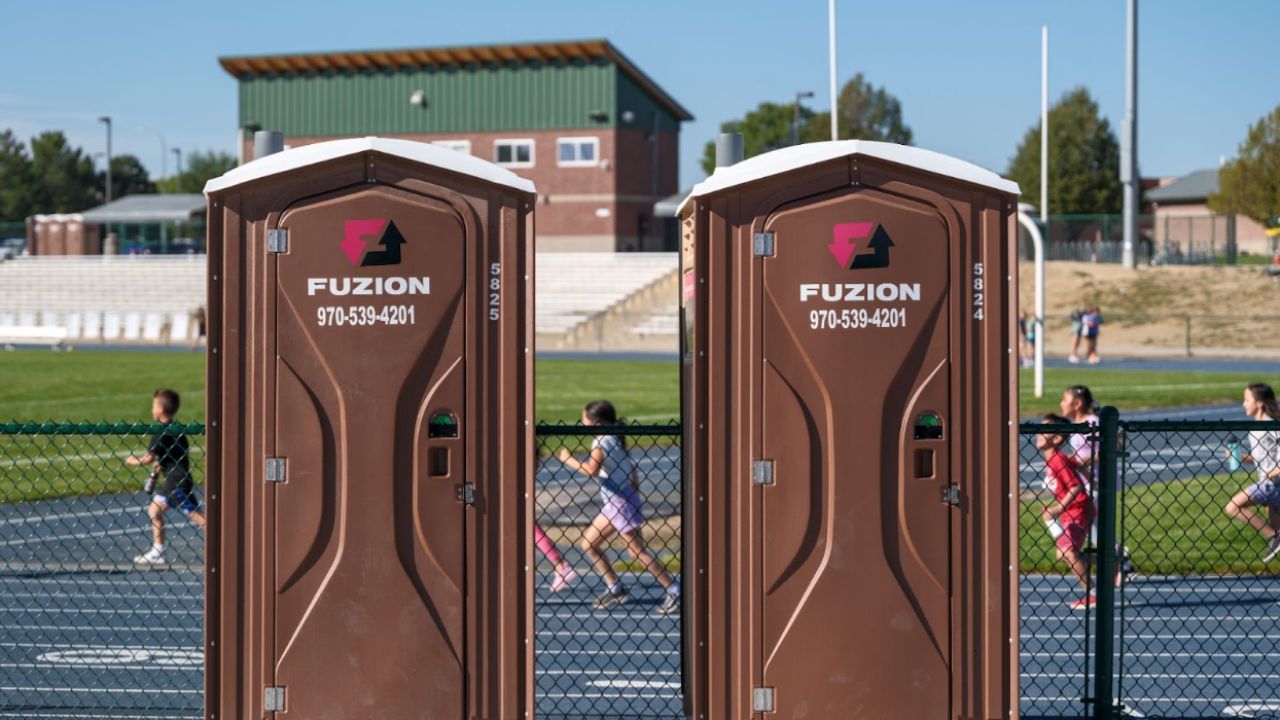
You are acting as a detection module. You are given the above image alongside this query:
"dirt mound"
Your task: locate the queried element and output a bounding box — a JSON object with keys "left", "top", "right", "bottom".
{"left": 1017, "top": 262, "right": 1280, "bottom": 358}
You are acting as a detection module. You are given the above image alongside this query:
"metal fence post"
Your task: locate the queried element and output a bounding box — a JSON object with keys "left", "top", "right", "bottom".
{"left": 1093, "top": 406, "right": 1120, "bottom": 720}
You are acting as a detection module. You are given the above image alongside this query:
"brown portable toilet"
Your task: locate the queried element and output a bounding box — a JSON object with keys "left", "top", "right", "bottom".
{"left": 204, "top": 137, "right": 536, "bottom": 720}
{"left": 678, "top": 141, "right": 1019, "bottom": 719}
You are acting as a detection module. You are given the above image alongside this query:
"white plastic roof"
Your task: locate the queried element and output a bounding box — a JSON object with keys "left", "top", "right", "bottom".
{"left": 677, "top": 140, "right": 1019, "bottom": 214}
{"left": 204, "top": 137, "right": 536, "bottom": 195}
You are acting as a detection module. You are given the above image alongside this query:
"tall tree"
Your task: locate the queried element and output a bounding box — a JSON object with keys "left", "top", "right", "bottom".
{"left": 158, "top": 150, "right": 236, "bottom": 193}
{"left": 99, "top": 154, "right": 155, "bottom": 200}
{"left": 803, "top": 73, "right": 914, "bottom": 145}
{"left": 699, "top": 73, "right": 912, "bottom": 175}
{"left": 1006, "top": 87, "right": 1123, "bottom": 215}
{"left": 1209, "top": 105, "right": 1280, "bottom": 228}
{"left": 29, "top": 131, "right": 99, "bottom": 213}
{"left": 0, "top": 130, "right": 36, "bottom": 221}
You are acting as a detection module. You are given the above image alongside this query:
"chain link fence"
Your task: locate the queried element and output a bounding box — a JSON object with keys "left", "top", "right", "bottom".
{"left": 1019, "top": 415, "right": 1280, "bottom": 720}
{"left": 533, "top": 423, "right": 685, "bottom": 719}
{"left": 1113, "top": 420, "right": 1280, "bottom": 719}
{"left": 5, "top": 418, "right": 1278, "bottom": 719}
{"left": 1020, "top": 420, "right": 1100, "bottom": 720}
{"left": 0, "top": 422, "right": 206, "bottom": 718}
{"left": 0, "top": 421, "right": 685, "bottom": 719}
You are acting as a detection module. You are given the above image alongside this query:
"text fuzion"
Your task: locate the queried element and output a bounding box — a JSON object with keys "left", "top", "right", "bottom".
{"left": 799, "top": 283, "right": 922, "bottom": 303}
{"left": 307, "top": 276, "right": 431, "bottom": 296}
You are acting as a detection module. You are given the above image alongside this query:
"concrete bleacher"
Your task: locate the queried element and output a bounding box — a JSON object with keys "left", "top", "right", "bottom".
{"left": 629, "top": 303, "right": 680, "bottom": 339}
{"left": 0, "top": 255, "right": 205, "bottom": 344}
{"left": 0, "top": 252, "right": 678, "bottom": 349}
{"left": 535, "top": 253, "right": 677, "bottom": 338}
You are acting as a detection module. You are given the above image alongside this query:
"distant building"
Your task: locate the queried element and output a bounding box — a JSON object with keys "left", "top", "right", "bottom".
{"left": 1147, "top": 168, "right": 1271, "bottom": 258}
{"left": 219, "top": 39, "right": 692, "bottom": 252}
{"left": 27, "top": 194, "right": 206, "bottom": 256}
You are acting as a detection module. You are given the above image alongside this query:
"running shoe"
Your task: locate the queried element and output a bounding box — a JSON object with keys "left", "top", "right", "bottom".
{"left": 133, "top": 548, "right": 166, "bottom": 565}
{"left": 657, "top": 592, "right": 681, "bottom": 615}
{"left": 549, "top": 567, "right": 578, "bottom": 593}
{"left": 1069, "top": 595, "right": 1096, "bottom": 610}
{"left": 593, "top": 587, "right": 628, "bottom": 609}
{"left": 1068, "top": 355, "right": 1081, "bottom": 364}
{"left": 1263, "top": 534, "right": 1280, "bottom": 563}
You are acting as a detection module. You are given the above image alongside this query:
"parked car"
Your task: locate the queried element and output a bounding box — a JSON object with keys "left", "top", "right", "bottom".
{"left": 0, "top": 237, "right": 26, "bottom": 260}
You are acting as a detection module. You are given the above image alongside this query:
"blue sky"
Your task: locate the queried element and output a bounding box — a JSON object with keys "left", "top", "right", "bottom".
{"left": 2, "top": 0, "right": 1276, "bottom": 190}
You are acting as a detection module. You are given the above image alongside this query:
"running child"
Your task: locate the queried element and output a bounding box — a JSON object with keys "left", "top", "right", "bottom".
{"left": 125, "top": 389, "right": 205, "bottom": 565}
{"left": 1224, "top": 382, "right": 1280, "bottom": 562}
{"left": 1059, "top": 384, "right": 1131, "bottom": 584}
{"left": 558, "top": 400, "right": 680, "bottom": 613}
{"left": 1039, "top": 413, "right": 1096, "bottom": 609}
{"left": 535, "top": 522, "right": 578, "bottom": 592}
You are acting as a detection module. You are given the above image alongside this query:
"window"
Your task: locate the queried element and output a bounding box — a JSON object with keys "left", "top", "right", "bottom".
{"left": 494, "top": 139, "right": 534, "bottom": 167}
{"left": 557, "top": 137, "right": 599, "bottom": 167}
{"left": 432, "top": 139, "right": 471, "bottom": 155}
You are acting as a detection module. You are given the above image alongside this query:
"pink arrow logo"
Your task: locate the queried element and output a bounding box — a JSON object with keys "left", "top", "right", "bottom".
{"left": 829, "top": 222, "right": 874, "bottom": 268}
{"left": 341, "top": 219, "right": 386, "bottom": 266}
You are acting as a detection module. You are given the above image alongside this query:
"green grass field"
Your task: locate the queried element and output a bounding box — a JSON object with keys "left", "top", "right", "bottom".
{"left": 0, "top": 351, "right": 679, "bottom": 425}
{"left": 0, "top": 351, "right": 1265, "bottom": 424}
{"left": 1017, "top": 367, "right": 1270, "bottom": 417}
{"left": 1020, "top": 472, "right": 1273, "bottom": 575}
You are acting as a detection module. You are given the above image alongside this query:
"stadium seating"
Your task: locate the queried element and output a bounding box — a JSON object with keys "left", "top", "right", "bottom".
{"left": 0, "top": 253, "right": 679, "bottom": 348}
{"left": 0, "top": 255, "right": 205, "bottom": 345}
{"left": 629, "top": 303, "right": 680, "bottom": 338}
{"left": 534, "top": 253, "right": 677, "bottom": 338}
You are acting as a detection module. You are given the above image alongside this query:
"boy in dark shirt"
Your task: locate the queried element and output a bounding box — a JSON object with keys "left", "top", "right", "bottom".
{"left": 125, "top": 389, "right": 205, "bottom": 565}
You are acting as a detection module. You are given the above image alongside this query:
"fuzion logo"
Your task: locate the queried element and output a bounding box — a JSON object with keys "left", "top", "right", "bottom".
{"left": 802, "top": 221, "right": 918, "bottom": 302}
{"left": 307, "top": 218, "right": 428, "bottom": 296}
{"left": 342, "top": 219, "right": 406, "bottom": 267}
{"left": 827, "top": 221, "right": 895, "bottom": 269}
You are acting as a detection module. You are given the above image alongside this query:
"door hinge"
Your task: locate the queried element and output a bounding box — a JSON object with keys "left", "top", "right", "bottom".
{"left": 753, "top": 231, "right": 775, "bottom": 257}
{"left": 942, "top": 484, "right": 960, "bottom": 505}
{"left": 266, "top": 228, "right": 288, "bottom": 253}
{"left": 264, "top": 686, "right": 285, "bottom": 712}
{"left": 455, "top": 483, "right": 475, "bottom": 505}
{"left": 752, "top": 460, "right": 774, "bottom": 486}
{"left": 265, "top": 457, "right": 286, "bottom": 483}
{"left": 753, "top": 687, "right": 775, "bottom": 713}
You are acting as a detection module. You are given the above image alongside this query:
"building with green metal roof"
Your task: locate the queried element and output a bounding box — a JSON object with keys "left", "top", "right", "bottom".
{"left": 220, "top": 39, "right": 692, "bottom": 251}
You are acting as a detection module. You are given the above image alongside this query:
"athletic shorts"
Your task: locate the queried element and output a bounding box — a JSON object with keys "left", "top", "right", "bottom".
{"left": 600, "top": 492, "right": 645, "bottom": 535}
{"left": 1056, "top": 520, "right": 1089, "bottom": 554}
{"left": 155, "top": 487, "right": 201, "bottom": 516}
{"left": 1245, "top": 480, "right": 1280, "bottom": 509}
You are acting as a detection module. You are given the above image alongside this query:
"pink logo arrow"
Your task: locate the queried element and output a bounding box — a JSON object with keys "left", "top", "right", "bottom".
{"left": 342, "top": 219, "right": 386, "bottom": 266}
{"left": 829, "top": 222, "right": 874, "bottom": 268}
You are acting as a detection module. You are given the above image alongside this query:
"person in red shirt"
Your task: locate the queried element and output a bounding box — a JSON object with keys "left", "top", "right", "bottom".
{"left": 1039, "top": 413, "right": 1096, "bottom": 609}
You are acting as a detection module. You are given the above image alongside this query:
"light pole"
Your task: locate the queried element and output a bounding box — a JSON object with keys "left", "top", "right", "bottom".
{"left": 172, "top": 148, "right": 183, "bottom": 190}
{"left": 139, "top": 126, "right": 167, "bottom": 180}
{"left": 1121, "top": 0, "right": 1139, "bottom": 269}
{"left": 98, "top": 116, "right": 112, "bottom": 203}
{"left": 792, "top": 91, "right": 814, "bottom": 146}
{"left": 828, "top": 0, "right": 838, "bottom": 141}
{"left": 1041, "top": 26, "right": 1049, "bottom": 225}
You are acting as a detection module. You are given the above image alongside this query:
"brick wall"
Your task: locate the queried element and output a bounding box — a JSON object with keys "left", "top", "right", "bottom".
{"left": 243, "top": 127, "right": 680, "bottom": 251}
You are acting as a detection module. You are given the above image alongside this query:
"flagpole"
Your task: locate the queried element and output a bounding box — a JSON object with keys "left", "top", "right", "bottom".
{"left": 829, "top": 0, "right": 838, "bottom": 141}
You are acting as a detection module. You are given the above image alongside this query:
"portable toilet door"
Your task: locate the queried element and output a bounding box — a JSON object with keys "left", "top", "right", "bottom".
{"left": 679, "top": 140, "right": 1020, "bottom": 720}
{"left": 204, "top": 137, "right": 536, "bottom": 720}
